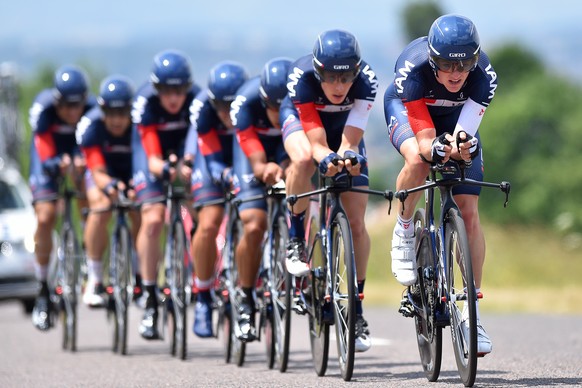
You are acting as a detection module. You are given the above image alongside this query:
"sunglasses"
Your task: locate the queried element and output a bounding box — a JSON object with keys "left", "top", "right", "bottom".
{"left": 209, "top": 99, "right": 233, "bottom": 112}
{"left": 155, "top": 84, "right": 190, "bottom": 95}
{"left": 318, "top": 70, "right": 358, "bottom": 84}
{"left": 431, "top": 55, "right": 478, "bottom": 73}
{"left": 101, "top": 106, "right": 131, "bottom": 116}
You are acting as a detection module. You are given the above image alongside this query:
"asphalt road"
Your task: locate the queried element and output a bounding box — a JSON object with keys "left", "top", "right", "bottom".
{"left": 0, "top": 300, "right": 580, "bottom": 387}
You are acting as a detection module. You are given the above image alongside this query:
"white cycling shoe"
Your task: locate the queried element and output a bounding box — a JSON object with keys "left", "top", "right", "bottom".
{"left": 461, "top": 315, "right": 493, "bottom": 356}
{"left": 390, "top": 230, "right": 417, "bottom": 286}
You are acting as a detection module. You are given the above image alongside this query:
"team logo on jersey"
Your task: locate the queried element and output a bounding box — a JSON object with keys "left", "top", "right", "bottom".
{"left": 287, "top": 67, "right": 304, "bottom": 98}
{"left": 362, "top": 65, "right": 379, "bottom": 96}
{"left": 395, "top": 60, "right": 415, "bottom": 94}
{"left": 485, "top": 64, "right": 498, "bottom": 99}
{"left": 230, "top": 95, "right": 246, "bottom": 127}
{"left": 131, "top": 95, "right": 148, "bottom": 123}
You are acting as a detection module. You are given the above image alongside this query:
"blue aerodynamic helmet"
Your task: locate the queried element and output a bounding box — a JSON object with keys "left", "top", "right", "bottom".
{"left": 259, "top": 57, "right": 292, "bottom": 109}
{"left": 428, "top": 14, "right": 481, "bottom": 72}
{"left": 150, "top": 49, "right": 193, "bottom": 87}
{"left": 53, "top": 65, "right": 89, "bottom": 103}
{"left": 312, "top": 29, "right": 362, "bottom": 82}
{"left": 207, "top": 60, "right": 248, "bottom": 110}
{"left": 97, "top": 75, "right": 135, "bottom": 109}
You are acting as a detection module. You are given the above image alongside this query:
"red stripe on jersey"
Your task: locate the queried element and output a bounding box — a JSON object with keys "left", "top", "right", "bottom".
{"left": 404, "top": 99, "right": 436, "bottom": 135}
{"left": 236, "top": 127, "right": 264, "bottom": 157}
{"left": 198, "top": 130, "right": 222, "bottom": 156}
{"left": 138, "top": 124, "right": 162, "bottom": 158}
{"left": 295, "top": 102, "right": 324, "bottom": 133}
{"left": 83, "top": 146, "right": 106, "bottom": 171}
{"left": 34, "top": 132, "right": 56, "bottom": 162}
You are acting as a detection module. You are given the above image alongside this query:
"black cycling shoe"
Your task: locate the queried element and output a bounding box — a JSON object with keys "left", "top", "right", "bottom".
{"left": 236, "top": 295, "right": 256, "bottom": 343}
{"left": 32, "top": 295, "right": 53, "bottom": 331}
{"left": 139, "top": 307, "right": 160, "bottom": 340}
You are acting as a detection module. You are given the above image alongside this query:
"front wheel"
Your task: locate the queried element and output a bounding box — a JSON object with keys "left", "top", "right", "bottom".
{"left": 445, "top": 209, "right": 477, "bottom": 387}
{"left": 307, "top": 221, "right": 329, "bottom": 377}
{"left": 111, "top": 225, "right": 132, "bottom": 355}
{"left": 169, "top": 220, "right": 189, "bottom": 360}
{"left": 412, "top": 208, "right": 442, "bottom": 382}
{"left": 59, "top": 225, "right": 80, "bottom": 352}
{"left": 330, "top": 212, "right": 356, "bottom": 381}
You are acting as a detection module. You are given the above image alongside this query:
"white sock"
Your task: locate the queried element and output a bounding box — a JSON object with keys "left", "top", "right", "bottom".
{"left": 87, "top": 258, "right": 103, "bottom": 283}
{"left": 35, "top": 263, "right": 48, "bottom": 282}
{"left": 195, "top": 277, "right": 214, "bottom": 291}
{"left": 395, "top": 215, "right": 414, "bottom": 237}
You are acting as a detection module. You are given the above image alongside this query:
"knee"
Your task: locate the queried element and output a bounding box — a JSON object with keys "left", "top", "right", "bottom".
{"left": 141, "top": 211, "right": 164, "bottom": 238}
{"left": 348, "top": 217, "right": 367, "bottom": 242}
{"left": 405, "top": 157, "right": 430, "bottom": 178}
{"left": 460, "top": 203, "right": 480, "bottom": 232}
{"left": 197, "top": 218, "right": 220, "bottom": 240}
{"left": 243, "top": 218, "right": 267, "bottom": 244}
{"left": 36, "top": 208, "right": 56, "bottom": 229}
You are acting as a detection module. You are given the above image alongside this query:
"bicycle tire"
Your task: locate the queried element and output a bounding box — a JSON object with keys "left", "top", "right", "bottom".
{"left": 445, "top": 209, "right": 477, "bottom": 387}
{"left": 272, "top": 214, "right": 292, "bottom": 372}
{"left": 330, "top": 212, "right": 356, "bottom": 381}
{"left": 60, "top": 225, "right": 79, "bottom": 352}
{"left": 113, "top": 224, "right": 132, "bottom": 355}
{"left": 226, "top": 217, "right": 246, "bottom": 366}
{"left": 412, "top": 208, "right": 442, "bottom": 382}
{"left": 170, "top": 220, "right": 188, "bottom": 360}
{"left": 307, "top": 212, "right": 329, "bottom": 377}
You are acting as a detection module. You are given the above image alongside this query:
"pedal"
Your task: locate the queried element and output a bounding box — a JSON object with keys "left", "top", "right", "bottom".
{"left": 398, "top": 297, "right": 415, "bottom": 318}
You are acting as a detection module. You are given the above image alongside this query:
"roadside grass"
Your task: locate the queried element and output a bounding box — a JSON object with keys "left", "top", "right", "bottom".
{"left": 365, "top": 205, "right": 582, "bottom": 314}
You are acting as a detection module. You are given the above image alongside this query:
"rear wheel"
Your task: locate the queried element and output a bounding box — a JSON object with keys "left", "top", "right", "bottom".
{"left": 445, "top": 209, "right": 477, "bottom": 387}
{"left": 330, "top": 212, "right": 356, "bottom": 381}
{"left": 226, "top": 217, "right": 246, "bottom": 366}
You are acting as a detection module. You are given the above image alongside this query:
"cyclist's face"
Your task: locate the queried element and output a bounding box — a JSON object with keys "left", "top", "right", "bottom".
{"left": 56, "top": 101, "right": 85, "bottom": 126}
{"left": 103, "top": 107, "right": 131, "bottom": 137}
{"left": 435, "top": 68, "right": 470, "bottom": 93}
{"left": 157, "top": 85, "right": 188, "bottom": 114}
{"left": 320, "top": 76, "right": 353, "bottom": 104}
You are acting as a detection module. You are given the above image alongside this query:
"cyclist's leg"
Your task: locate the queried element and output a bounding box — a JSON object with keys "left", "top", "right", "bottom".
{"left": 190, "top": 150, "right": 225, "bottom": 337}
{"left": 233, "top": 140, "right": 269, "bottom": 341}
{"left": 82, "top": 171, "right": 111, "bottom": 307}
{"left": 343, "top": 151, "right": 372, "bottom": 352}
{"left": 451, "top": 146, "right": 491, "bottom": 355}
{"left": 282, "top": 115, "right": 315, "bottom": 276}
{"left": 29, "top": 156, "right": 58, "bottom": 331}
{"left": 133, "top": 154, "right": 165, "bottom": 340}
{"left": 385, "top": 97, "right": 429, "bottom": 286}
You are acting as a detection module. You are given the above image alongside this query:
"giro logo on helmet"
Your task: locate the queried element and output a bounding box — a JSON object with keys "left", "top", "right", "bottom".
{"left": 334, "top": 65, "right": 350, "bottom": 70}
{"left": 449, "top": 53, "right": 467, "bottom": 58}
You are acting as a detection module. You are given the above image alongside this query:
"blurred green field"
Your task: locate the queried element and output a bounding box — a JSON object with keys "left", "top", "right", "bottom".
{"left": 364, "top": 204, "right": 582, "bottom": 315}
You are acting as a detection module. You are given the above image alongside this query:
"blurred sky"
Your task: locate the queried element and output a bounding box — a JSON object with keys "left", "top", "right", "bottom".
{"left": 1, "top": 0, "right": 581, "bottom": 83}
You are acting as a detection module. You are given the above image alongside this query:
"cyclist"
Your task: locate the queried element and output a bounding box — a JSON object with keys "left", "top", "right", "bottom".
{"left": 132, "top": 50, "right": 201, "bottom": 340}
{"left": 281, "top": 30, "right": 378, "bottom": 352}
{"left": 383, "top": 14, "right": 497, "bottom": 355}
{"left": 187, "top": 61, "right": 248, "bottom": 338}
{"left": 29, "top": 65, "right": 95, "bottom": 330}
{"left": 76, "top": 75, "right": 141, "bottom": 307}
{"left": 228, "top": 57, "right": 292, "bottom": 341}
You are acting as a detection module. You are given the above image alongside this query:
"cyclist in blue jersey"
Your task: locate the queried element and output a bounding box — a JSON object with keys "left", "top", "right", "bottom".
{"left": 132, "top": 50, "right": 201, "bottom": 340}
{"left": 383, "top": 14, "right": 497, "bottom": 355}
{"left": 28, "top": 65, "right": 96, "bottom": 331}
{"left": 281, "top": 30, "right": 378, "bottom": 352}
{"left": 228, "top": 57, "right": 292, "bottom": 341}
{"left": 186, "top": 61, "right": 248, "bottom": 338}
{"left": 76, "top": 75, "right": 140, "bottom": 307}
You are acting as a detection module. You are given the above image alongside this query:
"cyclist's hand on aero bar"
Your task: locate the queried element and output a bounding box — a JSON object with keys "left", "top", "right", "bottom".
{"left": 455, "top": 131, "right": 480, "bottom": 162}
{"left": 319, "top": 152, "right": 343, "bottom": 177}
{"left": 162, "top": 154, "right": 179, "bottom": 182}
{"left": 259, "top": 162, "right": 284, "bottom": 186}
{"left": 343, "top": 150, "right": 367, "bottom": 176}
{"left": 430, "top": 133, "right": 454, "bottom": 164}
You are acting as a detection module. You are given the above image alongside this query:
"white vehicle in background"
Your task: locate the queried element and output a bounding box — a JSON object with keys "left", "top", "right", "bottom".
{"left": 0, "top": 157, "right": 38, "bottom": 313}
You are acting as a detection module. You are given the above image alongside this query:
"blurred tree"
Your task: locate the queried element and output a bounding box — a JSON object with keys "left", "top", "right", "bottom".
{"left": 480, "top": 45, "right": 582, "bottom": 232}
{"left": 402, "top": 1, "right": 443, "bottom": 41}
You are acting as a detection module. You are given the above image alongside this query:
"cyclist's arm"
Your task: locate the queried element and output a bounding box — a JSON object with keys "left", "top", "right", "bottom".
{"left": 137, "top": 123, "right": 165, "bottom": 178}
{"left": 82, "top": 146, "right": 116, "bottom": 192}
{"left": 295, "top": 102, "right": 331, "bottom": 164}
{"left": 404, "top": 99, "right": 440, "bottom": 161}
{"left": 451, "top": 98, "right": 487, "bottom": 160}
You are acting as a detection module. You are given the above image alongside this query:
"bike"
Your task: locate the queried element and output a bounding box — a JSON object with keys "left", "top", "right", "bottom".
{"left": 286, "top": 158, "right": 393, "bottom": 381}
{"left": 49, "top": 176, "right": 85, "bottom": 352}
{"left": 159, "top": 158, "right": 194, "bottom": 360}
{"left": 89, "top": 189, "right": 136, "bottom": 355}
{"left": 395, "top": 148, "right": 510, "bottom": 387}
